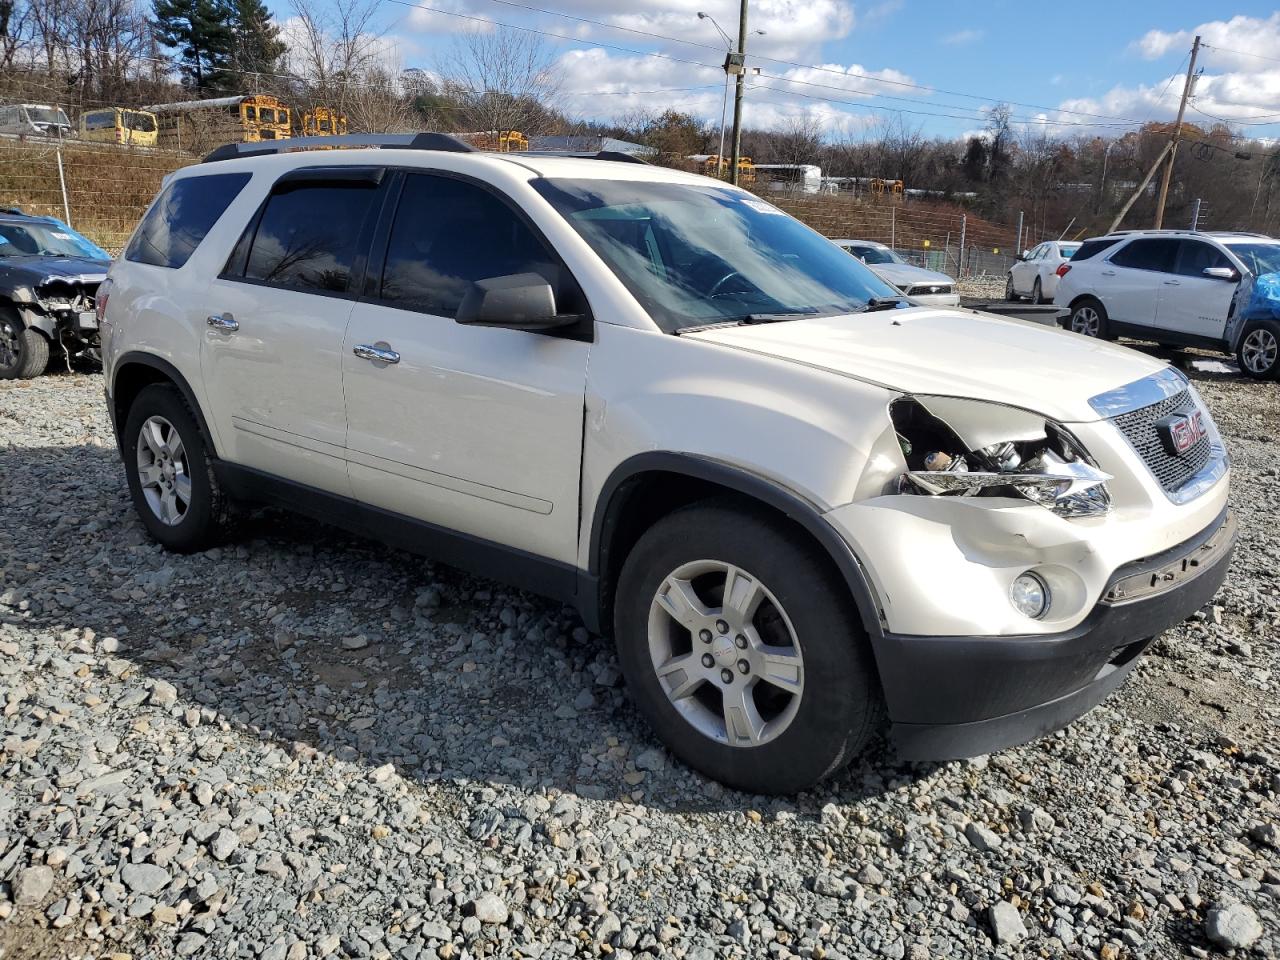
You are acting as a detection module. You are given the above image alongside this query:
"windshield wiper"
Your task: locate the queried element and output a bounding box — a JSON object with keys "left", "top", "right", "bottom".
{"left": 856, "top": 296, "right": 908, "bottom": 313}
{"left": 675, "top": 311, "right": 816, "bottom": 335}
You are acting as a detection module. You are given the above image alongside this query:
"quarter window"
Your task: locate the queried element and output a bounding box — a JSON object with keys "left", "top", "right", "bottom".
{"left": 379, "top": 174, "right": 572, "bottom": 318}
{"left": 125, "top": 172, "right": 251, "bottom": 269}
{"left": 1110, "top": 238, "right": 1178, "bottom": 272}
{"left": 244, "top": 181, "right": 379, "bottom": 294}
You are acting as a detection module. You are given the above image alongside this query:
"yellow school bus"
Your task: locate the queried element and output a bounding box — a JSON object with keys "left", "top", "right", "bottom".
{"left": 79, "top": 107, "right": 159, "bottom": 147}
{"left": 463, "top": 130, "right": 530, "bottom": 152}
{"left": 146, "top": 94, "right": 292, "bottom": 152}
{"left": 697, "top": 154, "right": 756, "bottom": 185}
{"left": 302, "top": 107, "right": 349, "bottom": 137}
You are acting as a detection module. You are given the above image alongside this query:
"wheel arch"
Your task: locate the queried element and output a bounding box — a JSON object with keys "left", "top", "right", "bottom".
{"left": 111, "top": 352, "right": 215, "bottom": 456}
{"left": 582, "top": 452, "right": 885, "bottom": 642}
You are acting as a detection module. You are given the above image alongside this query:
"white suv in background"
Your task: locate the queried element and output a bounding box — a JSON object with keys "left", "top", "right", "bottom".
{"left": 1006, "top": 239, "right": 1080, "bottom": 304}
{"left": 100, "top": 134, "right": 1235, "bottom": 793}
{"left": 1054, "top": 230, "right": 1280, "bottom": 379}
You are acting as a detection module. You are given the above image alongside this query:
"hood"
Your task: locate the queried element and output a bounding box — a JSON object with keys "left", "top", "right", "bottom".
{"left": 0, "top": 256, "right": 110, "bottom": 287}
{"left": 683, "top": 307, "right": 1169, "bottom": 423}
{"left": 868, "top": 263, "right": 955, "bottom": 288}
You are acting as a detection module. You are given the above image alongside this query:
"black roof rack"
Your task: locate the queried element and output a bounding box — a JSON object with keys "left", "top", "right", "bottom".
{"left": 510, "top": 150, "right": 648, "bottom": 165}
{"left": 203, "top": 132, "right": 476, "bottom": 163}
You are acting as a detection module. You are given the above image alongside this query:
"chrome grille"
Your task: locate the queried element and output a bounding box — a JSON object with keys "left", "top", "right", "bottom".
{"left": 908, "top": 283, "right": 952, "bottom": 296}
{"left": 1110, "top": 389, "right": 1213, "bottom": 493}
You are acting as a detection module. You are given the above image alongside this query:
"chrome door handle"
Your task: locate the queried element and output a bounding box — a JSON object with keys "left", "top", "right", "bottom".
{"left": 1100, "top": 270, "right": 1116, "bottom": 276}
{"left": 353, "top": 343, "right": 400, "bottom": 364}
{"left": 1163, "top": 279, "right": 1181, "bottom": 285}
{"left": 206, "top": 312, "right": 238, "bottom": 331}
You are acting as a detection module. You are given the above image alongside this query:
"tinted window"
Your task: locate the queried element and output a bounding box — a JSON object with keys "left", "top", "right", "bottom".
{"left": 1174, "top": 240, "right": 1231, "bottom": 277}
{"left": 125, "top": 173, "right": 251, "bottom": 269}
{"left": 380, "top": 174, "right": 566, "bottom": 317}
{"left": 1071, "top": 238, "right": 1123, "bottom": 261}
{"left": 245, "top": 182, "right": 378, "bottom": 294}
{"left": 1110, "top": 238, "right": 1178, "bottom": 272}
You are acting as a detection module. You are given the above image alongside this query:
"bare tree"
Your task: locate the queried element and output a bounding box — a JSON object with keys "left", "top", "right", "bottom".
{"left": 287, "top": 0, "right": 389, "bottom": 114}
{"left": 344, "top": 67, "right": 413, "bottom": 132}
{"left": 439, "top": 26, "right": 561, "bottom": 136}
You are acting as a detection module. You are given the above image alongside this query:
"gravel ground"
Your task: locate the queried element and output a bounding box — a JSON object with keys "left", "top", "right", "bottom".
{"left": 1, "top": 365, "right": 1278, "bottom": 960}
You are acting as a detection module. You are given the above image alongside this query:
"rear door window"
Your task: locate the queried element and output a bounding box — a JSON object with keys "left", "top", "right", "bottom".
{"left": 125, "top": 173, "right": 251, "bottom": 269}
{"left": 1109, "top": 238, "right": 1178, "bottom": 272}
{"left": 1071, "top": 238, "right": 1123, "bottom": 261}
{"left": 243, "top": 180, "right": 380, "bottom": 294}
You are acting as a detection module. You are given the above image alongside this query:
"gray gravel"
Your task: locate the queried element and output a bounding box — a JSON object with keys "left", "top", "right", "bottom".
{"left": 1, "top": 366, "right": 1278, "bottom": 960}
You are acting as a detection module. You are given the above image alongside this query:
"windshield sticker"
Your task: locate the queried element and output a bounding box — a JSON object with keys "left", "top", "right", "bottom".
{"left": 740, "top": 199, "right": 785, "bottom": 216}
{"left": 51, "top": 232, "right": 73, "bottom": 240}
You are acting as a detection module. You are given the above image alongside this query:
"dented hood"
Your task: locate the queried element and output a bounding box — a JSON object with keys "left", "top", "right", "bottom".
{"left": 0, "top": 255, "right": 109, "bottom": 289}
{"left": 682, "top": 306, "right": 1169, "bottom": 423}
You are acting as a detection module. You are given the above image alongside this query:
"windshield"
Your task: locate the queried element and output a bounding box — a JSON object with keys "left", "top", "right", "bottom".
{"left": 845, "top": 244, "right": 900, "bottom": 265}
{"left": 1059, "top": 243, "right": 1081, "bottom": 257}
{"left": 1227, "top": 243, "right": 1280, "bottom": 277}
{"left": 0, "top": 220, "right": 109, "bottom": 259}
{"left": 124, "top": 110, "right": 156, "bottom": 132}
{"left": 533, "top": 179, "right": 901, "bottom": 331}
{"left": 27, "top": 106, "right": 69, "bottom": 126}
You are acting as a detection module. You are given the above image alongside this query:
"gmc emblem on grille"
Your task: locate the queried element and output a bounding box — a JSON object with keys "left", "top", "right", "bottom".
{"left": 1157, "top": 410, "right": 1207, "bottom": 456}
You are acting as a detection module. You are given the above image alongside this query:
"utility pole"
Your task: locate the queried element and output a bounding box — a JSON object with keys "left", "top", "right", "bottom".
{"left": 1153, "top": 35, "right": 1200, "bottom": 228}
{"left": 728, "top": 0, "right": 749, "bottom": 186}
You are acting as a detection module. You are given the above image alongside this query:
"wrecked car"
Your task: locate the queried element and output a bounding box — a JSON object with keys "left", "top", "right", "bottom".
{"left": 0, "top": 208, "right": 111, "bottom": 379}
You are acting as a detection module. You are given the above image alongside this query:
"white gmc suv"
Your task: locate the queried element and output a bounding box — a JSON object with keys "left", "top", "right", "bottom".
{"left": 99, "top": 134, "right": 1236, "bottom": 793}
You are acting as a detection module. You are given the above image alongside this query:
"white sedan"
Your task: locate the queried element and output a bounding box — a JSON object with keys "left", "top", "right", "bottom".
{"left": 1006, "top": 240, "right": 1080, "bottom": 304}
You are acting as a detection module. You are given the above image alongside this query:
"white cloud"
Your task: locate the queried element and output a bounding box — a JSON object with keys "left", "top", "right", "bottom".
{"left": 940, "top": 28, "right": 982, "bottom": 46}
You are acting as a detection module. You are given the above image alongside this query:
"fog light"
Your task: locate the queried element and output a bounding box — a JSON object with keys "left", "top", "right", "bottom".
{"left": 1010, "top": 571, "right": 1050, "bottom": 619}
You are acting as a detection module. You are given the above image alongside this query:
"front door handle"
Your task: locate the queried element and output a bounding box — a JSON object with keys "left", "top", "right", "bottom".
{"left": 207, "top": 312, "right": 238, "bottom": 331}
{"left": 1100, "top": 270, "right": 1116, "bottom": 277}
{"left": 1163, "top": 279, "right": 1181, "bottom": 286}
{"left": 353, "top": 343, "right": 400, "bottom": 364}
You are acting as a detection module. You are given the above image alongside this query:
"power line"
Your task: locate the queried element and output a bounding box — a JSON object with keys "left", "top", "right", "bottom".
{"left": 1189, "top": 102, "right": 1280, "bottom": 126}
{"left": 1200, "top": 41, "right": 1280, "bottom": 66}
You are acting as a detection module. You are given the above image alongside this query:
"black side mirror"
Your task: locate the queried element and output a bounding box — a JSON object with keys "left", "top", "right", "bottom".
{"left": 455, "top": 273, "right": 573, "bottom": 330}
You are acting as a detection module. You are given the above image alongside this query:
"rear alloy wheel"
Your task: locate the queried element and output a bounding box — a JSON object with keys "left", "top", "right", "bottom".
{"left": 1070, "top": 300, "right": 1109, "bottom": 339}
{"left": 615, "top": 501, "right": 882, "bottom": 794}
{"left": 0, "top": 310, "right": 49, "bottom": 380}
{"left": 1238, "top": 322, "right": 1280, "bottom": 380}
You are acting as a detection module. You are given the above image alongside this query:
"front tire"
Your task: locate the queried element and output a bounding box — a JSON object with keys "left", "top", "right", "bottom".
{"left": 614, "top": 501, "right": 882, "bottom": 794}
{"left": 1031, "top": 277, "right": 1044, "bottom": 305}
{"left": 1070, "top": 298, "right": 1111, "bottom": 340}
{"left": 122, "top": 384, "right": 234, "bottom": 552}
{"left": 1004, "top": 274, "right": 1019, "bottom": 302}
{"left": 0, "top": 310, "right": 49, "bottom": 380}
{"left": 1238, "top": 321, "right": 1280, "bottom": 380}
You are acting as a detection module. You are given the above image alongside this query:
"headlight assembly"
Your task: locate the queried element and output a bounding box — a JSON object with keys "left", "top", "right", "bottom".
{"left": 892, "top": 395, "right": 1112, "bottom": 518}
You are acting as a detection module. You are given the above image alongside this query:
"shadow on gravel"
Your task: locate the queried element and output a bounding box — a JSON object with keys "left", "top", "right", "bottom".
{"left": 3, "top": 441, "right": 937, "bottom": 814}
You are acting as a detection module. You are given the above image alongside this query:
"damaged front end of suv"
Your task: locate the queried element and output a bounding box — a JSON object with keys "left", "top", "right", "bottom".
{"left": 0, "top": 213, "right": 111, "bottom": 379}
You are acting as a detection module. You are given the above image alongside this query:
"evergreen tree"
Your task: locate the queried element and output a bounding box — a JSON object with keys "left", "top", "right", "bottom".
{"left": 153, "top": 0, "right": 235, "bottom": 92}
{"left": 230, "top": 0, "right": 287, "bottom": 88}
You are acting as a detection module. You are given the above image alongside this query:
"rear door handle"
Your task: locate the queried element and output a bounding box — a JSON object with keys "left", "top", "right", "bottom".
{"left": 1100, "top": 270, "right": 1116, "bottom": 277}
{"left": 1163, "top": 279, "right": 1181, "bottom": 286}
{"left": 206, "top": 312, "right": 238, "bottom": 331}
{"left": 353, "top": 343, "right": 400, "bottom": 364}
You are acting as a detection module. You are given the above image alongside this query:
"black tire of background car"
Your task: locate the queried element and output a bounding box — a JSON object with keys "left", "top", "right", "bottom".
{"left": 614, "top": 499, "right": 883, "bottom": 794}
{"left": 1032, "top": 278, "right": 1044, "bottom": 305}
{"left": 0, "top": 309, "right": 49, "bottom": 380}
{"left": 122, "top": 384, "right": 236, "bottom": 553}
{"left": 1005, "top": 275, "right": 1019, "bottom": 302}
{"left": 1237, "top": 319, "right": 1280, "bottom": 381}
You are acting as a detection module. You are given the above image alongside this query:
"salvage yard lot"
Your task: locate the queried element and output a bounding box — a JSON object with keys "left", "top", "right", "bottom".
{"left": 1, "top": 367, "right": 1278, "bottom": 960}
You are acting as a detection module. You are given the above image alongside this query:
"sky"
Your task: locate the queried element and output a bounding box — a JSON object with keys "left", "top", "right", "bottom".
{"left": 269, "top": 0, "right": 1280, "bottom": 142}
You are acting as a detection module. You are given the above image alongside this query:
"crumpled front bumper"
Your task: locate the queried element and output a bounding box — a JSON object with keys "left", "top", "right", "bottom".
{"left": 875, "top": 506, "right": 1237, "bottom": 760}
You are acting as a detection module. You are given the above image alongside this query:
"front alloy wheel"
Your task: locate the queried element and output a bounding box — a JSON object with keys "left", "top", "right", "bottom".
{"left": 1239, "top": 324, "right": 1280, "bottom": 379}
{"left": 649, "top": 559, "right": 803, "bottom": 747}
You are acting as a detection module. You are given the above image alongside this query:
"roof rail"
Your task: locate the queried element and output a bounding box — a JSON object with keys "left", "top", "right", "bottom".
{"left": 202, "top": 132, "right": 476, "bottom": 163}
{"left": 509, "top": 149, "right": 649, "bottom": 165}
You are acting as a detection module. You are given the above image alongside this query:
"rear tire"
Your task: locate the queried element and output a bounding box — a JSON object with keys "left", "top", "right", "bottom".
{"left": 122, "top": 383, "right": 234, "bottom": 552}
{"left": 1237, "top": 320, "right": 1280, "bottom": 380}
{"left": 614, "top": 500, "right": 882, "bottom": 794}
{"left": 0, "top": 310, "right": 49, "bottom": 380}
{"left": 1069, "top": 298, "right": 1112, "bottom": 340}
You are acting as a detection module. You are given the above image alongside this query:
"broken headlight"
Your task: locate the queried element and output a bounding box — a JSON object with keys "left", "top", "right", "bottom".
{"left": 892, "top": 395, "right": 1111, "bottom": 518}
